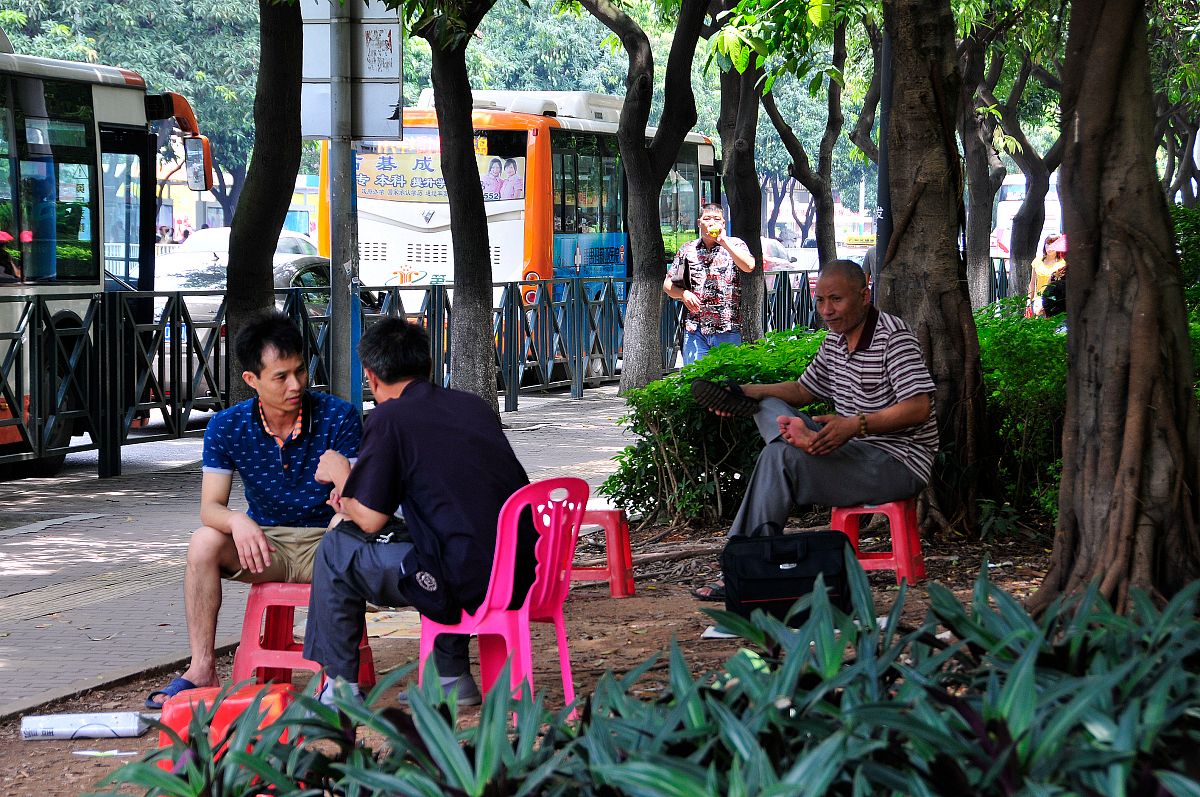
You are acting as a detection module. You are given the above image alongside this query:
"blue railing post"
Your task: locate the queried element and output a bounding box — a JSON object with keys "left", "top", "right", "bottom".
{"left": 349, "top": 279, "right": 363, "bottom": 412}
{"left": 98, "top": 293, "right": 122, "bottom": 477}
{"left": 570, "top": 277, "right": 584, "bottom": 398}
{"left": 503, "top": 282, "right": 520, "bottom": 412}
{"left": 428, "top": 285, "right": 448, "bottom": 386}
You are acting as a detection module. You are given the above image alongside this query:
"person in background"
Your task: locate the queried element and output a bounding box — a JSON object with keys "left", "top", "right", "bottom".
{"left": 662, "top": 203, "right": 756, "bottom": 364}
{"left": 1028, "top": 233, "right": 1065, "bottom": 317}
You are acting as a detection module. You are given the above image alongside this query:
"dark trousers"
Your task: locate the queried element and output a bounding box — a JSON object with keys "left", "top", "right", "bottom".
{"left": 303, "top": 521, "right": 469, "bottom": 682}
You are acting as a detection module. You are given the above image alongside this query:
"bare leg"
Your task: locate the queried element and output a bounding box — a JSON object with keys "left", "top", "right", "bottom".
{"left": 179, "top": 526, "right": 244, "bottom": 687}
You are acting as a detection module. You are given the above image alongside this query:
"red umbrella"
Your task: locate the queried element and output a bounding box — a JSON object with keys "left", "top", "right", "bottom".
{"left": 0, "top": 231, "right": 12, "bottom": 242}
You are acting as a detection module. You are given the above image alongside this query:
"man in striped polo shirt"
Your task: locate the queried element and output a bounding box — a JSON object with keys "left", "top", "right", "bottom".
{"left": 691, "top": 260, "right": 937, "bottom": 596}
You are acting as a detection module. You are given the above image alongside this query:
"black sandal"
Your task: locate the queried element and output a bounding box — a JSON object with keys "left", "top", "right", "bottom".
{"left": 690, "top": 378, "right": 760, "bottom": 416}
{"left": 691, "top": 583, "right": 726, "bottom": 601}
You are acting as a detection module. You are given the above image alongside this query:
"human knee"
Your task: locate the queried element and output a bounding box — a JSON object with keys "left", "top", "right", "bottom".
{"left": 187, "top": 526, "right": 232, "bottom": 568}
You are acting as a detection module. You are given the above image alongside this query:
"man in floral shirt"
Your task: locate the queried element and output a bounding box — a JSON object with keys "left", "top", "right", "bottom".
{"left": 663, "top": 203, "right": 757, "bottom": 363}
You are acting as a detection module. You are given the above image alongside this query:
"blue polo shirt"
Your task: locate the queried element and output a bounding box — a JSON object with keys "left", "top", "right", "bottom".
{"left": 202, "top": 391, "right": 362, "bottom": 528}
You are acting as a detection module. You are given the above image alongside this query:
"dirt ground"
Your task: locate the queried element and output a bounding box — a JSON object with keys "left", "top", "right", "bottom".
{"left": 0, "top": 514, "right": 1051, "bottom": 797}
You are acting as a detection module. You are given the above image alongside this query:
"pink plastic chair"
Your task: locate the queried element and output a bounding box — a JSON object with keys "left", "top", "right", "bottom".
{"left": 418, "top": 477, "right": 589, "bottom": 705}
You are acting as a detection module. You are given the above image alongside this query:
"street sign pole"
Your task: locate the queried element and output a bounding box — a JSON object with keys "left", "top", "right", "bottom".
{"left": 328, "top": 0, "right": 357, "bottom": 403}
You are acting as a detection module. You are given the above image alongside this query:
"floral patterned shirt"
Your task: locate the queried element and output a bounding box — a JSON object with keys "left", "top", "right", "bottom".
{"left": 667, "top": 236, "right": 750, "bottom": 335}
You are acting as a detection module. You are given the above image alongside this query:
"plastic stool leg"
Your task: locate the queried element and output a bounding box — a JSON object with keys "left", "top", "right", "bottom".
{"left": 604, "top": 514, "right": 634, "bottom": 598}
{"left": 357, "top": 628, "right": 376, "bottom": 688}
{"left": 258, "top": 605, "right": 295, "bottom": 684}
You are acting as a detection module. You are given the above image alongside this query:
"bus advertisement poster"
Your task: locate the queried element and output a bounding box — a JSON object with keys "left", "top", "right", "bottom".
{"left": 355, "top": 152, "right": 525, "bottom": 203}
{"left": 553, "top": 232, "right": 628, "bottom": 298}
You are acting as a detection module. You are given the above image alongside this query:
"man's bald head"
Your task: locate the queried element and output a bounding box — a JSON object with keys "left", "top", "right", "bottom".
{"left": 818, "top": 259, "right": 868, "bottom": 291}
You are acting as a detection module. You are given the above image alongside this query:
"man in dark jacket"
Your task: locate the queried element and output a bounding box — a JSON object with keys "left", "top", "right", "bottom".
{"left": 304, "top": 317, "right": 532, "bottom": 706}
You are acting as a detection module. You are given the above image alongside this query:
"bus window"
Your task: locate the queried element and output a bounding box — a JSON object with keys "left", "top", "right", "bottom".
{"left": 552, "top": 152, "right": 563, "bottom": 232}
{"left": 577, "top": 154, "right": 600, "bottom": 233}
{"left": 0, "top": 86, "right": 17, "bottom": 282}
{"left": 601, "top": 155, "right": 621, "bottom": 233}
{"left": 102, "top": 152, "right": 141, "bottom": 285}
{"left": 562, "top": 153, "right": 576, "bottom": 233}
{"left": 13, "top": 77, "right": 97, "bottom": 283}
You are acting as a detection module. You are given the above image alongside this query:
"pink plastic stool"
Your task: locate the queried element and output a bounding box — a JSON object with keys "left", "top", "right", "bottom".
{"left": 569, "top": 509, "right": 635, "bottom": 598}
{"left": 231, "top": 582, "right": 376, "bottom": 687}
{"left": 829, "top": 498, "right": 925, "bottom": 585}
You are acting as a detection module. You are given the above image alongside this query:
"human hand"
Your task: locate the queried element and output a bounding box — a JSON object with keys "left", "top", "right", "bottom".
{"left": 315, "top": 449, "right": 351, "bottom": 486}
{"left": 229, "top": 514, "right": 274, "bottom": 573}
{"left": 682, "top": 290, "right": 701, "bottom": 313}
{"left": 327, "top": 489, "right": 344, "bottom": 514}
{"left": 807, "top": 414, "right": 860, "bottom": 455}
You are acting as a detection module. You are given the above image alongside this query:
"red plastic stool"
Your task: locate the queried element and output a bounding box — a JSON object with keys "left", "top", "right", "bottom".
{"left": 830, "top": 498, "right": 925, "bottom": 585}
{"left": 569, "top": 509, "right": 635, "bottom": 598}
{"left": 157, "top": 683, "right": 295, "bottom": 770}
{"left": 231, "top": 582, "right": 376, "bottom": 687}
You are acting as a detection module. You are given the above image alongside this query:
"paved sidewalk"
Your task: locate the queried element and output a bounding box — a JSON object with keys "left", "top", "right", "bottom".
{"left": 0, "top": 386, "right": 629, "bottom": 716}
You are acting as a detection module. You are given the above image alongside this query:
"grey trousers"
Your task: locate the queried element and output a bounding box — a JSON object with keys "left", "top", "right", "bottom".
{"left": 303, "top": 522, "right": 469, "bottom": 683}
{"left": 728, "top": 397, "right": 925, "bottom": 537}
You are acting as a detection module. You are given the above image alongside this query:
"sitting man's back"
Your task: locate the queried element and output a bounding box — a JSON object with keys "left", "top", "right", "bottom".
{"left": 304, "top": 317, "right": 533, "bottom": 706}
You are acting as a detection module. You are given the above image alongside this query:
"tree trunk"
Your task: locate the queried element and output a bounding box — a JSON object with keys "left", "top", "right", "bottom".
{"left": 579, "top": 0, "right": 706, "bottom": 392}
{"left": 879, "top": 0, "right": 986, "bottom": 534}
{"left": 212, "top": 161, "right": 247, "bottom": 226}
{"left": 226, "top": 0, "right": 302, "bottom": 403}
{"left": 1027, "top": 3, "right": 1200, "bottom": 614}
{"left": 425, "top": 30, "right": 498, "bottom": 409}
{"left": 720, "top": 62, "right": 764, "bottom": 343}
{"left": 958, "top": 39, "right": 1006, "bottom": 309}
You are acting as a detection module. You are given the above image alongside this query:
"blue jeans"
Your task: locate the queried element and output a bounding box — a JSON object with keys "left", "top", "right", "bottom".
{"left": 683, "top": 330, "right": 741, "bottom": 364}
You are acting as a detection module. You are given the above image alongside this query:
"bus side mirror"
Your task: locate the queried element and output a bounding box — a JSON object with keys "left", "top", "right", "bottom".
{"left": 185, "top": 136, "right": 214, "bottom": 192}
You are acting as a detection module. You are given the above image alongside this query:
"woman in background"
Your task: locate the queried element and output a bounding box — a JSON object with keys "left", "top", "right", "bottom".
{"left": 1028, "top": 233, "right": 1065, "bottom": 317}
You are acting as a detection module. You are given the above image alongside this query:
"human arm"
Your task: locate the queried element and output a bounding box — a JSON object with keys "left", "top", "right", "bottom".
{"left": 663, "top": 255, "right": 701, "bottom": 313}
{"left": 805, "top": 393, "right": 932, "bottom": 455}
{"left": 198, "top": 471, "right": 275, "bottom": 573}
{"left": 720, "top": 235, "right": 756, "bottom": 273}
{"left": 316, "top": 449, "right": 388, "bottom": 533}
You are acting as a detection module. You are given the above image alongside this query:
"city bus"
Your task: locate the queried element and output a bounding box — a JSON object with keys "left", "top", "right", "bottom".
{"left": 0, "top": 30, "right": 212, "bottom": 475}
{"left": 321, "top": 90, "right": 720, "bottom": 301}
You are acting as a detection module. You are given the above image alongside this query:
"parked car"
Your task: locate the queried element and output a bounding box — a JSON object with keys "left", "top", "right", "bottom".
{"left": 761, "top": 236, "right": 800, "bottom": 290}
{"left": 153, "top": 228, "right": 331, "bottom": 322}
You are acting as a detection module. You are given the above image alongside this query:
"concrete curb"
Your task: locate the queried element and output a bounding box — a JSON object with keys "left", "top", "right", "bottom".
{"left": 0, "top": 635, "right": 240, "bottom": 722}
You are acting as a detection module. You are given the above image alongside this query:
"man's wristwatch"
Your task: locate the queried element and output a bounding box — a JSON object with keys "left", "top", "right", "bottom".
{"left": 857, "top": 411, "right": 868, "bottom": 437}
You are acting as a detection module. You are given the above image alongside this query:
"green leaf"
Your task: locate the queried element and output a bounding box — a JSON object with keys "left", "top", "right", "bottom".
{"left": 1154, "top": 771, "right": 1200, "bottom": 797}
{"left": 806, "top": 0, "right": 830, "bottom": 26}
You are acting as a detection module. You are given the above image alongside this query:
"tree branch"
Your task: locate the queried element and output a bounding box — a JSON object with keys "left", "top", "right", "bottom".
{"left": 848, "top": 16, "right": 881, "bottom": 164}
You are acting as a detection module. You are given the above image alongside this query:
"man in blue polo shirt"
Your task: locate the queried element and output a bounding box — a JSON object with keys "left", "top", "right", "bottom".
{"left": 145, "top": 311, "right": 362, "bottom": 709}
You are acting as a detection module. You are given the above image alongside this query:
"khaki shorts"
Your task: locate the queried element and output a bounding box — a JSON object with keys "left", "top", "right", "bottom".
{"left": 221, "top": 525, "right": 328, "bottom": 584}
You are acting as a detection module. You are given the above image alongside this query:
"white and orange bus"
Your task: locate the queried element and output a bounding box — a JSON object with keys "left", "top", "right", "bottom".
{"left": 319, "top": 90, "right": 720, "bottom": 298}
{"left": 0, "top": 30, "right": 212, "bottom": 475}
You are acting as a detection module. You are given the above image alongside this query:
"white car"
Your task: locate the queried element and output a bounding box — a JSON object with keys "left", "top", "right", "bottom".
{"left": 154, "top": 227, "right": 326, "bottom": 293}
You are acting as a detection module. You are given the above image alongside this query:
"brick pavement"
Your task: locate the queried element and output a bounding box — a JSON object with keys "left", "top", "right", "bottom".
{"left": 0, "top": 386, "right": 629, "bottom": 715}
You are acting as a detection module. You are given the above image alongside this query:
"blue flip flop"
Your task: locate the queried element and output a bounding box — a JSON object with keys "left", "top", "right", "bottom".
{"left": 145, "top": 677, "right": 199, "bottom": 709}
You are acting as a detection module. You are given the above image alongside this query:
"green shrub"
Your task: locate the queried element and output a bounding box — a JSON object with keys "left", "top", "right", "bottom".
{"left": 92, "top": 559, "right": 1200, "bottom": 797}
{"left": 975, "top": 297, "right": 1068, "bottom": 517}
{"left": 598, "top": 327, "right": 830, "bottom": 525}
{"left": 1172, "top": 204, "right": 1200, "bottom": 311}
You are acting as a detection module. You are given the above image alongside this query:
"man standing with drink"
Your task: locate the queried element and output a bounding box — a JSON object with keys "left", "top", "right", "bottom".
{"left": 663, "top": 203, "right": 756, "bottom": 364}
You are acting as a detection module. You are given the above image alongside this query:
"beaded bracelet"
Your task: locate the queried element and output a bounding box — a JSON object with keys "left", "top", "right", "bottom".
{"left": 857, "top": 411, "right": 868, "bottom": 437}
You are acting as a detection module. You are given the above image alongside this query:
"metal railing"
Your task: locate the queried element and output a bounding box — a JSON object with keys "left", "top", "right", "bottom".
{"left": 0, "top": 270, "right": 821, "bottom": 476}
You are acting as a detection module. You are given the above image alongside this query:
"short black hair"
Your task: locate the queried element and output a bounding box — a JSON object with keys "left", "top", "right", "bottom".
{"left": 818, "top": 259, "right": 869, "bottom": 290}
{"left": 358, "top": 317, "right": 432, "bottom": 384}
{"left": 234, "top": 311, "right": 304, "bottom": 375}
{"left": 700, "top": 203, "right": 724, "bottom": 218}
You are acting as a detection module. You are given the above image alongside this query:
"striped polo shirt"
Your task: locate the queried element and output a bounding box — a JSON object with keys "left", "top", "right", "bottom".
{"left": 798, "top": 306, "right": 939, "bottom": 481}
